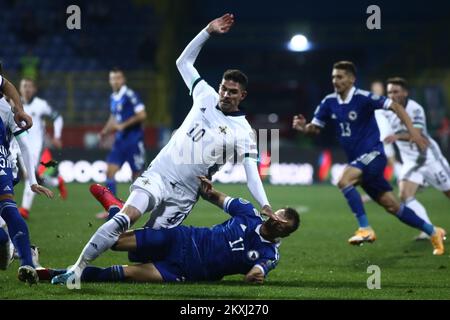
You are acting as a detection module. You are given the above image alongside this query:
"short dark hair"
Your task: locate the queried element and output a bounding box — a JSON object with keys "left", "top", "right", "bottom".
{"left": 284, "top": 207, "right": 300, "bottom": 234}
{"left": 223, "top": 69, "right": 248, "bottom": 90}
{"left": 386, "top": 77, "right": 408, "bottom": 90}
{"left": 333, "top": 61, "right": 357, "bottom": 77}
{"left": 110, "top": 67, "right": 124, "bottom": 74}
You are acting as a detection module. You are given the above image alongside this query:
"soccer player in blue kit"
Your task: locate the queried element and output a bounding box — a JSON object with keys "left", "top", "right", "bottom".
{"left": 99, "top": 68, "right": 147, "bottom": 197}
{"left": 292, "top": 61, "right": 446, "bottom": 255}
{"left": 44, "top": 177, "right": 299, "bottom": 284}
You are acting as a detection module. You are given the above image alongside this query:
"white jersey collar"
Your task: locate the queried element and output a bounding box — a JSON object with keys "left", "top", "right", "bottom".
{"left": 112, "top": 85, "right": 128, "bottom": 100}
{"left": 337, "top": 86, "right": 356, "bottom": 105}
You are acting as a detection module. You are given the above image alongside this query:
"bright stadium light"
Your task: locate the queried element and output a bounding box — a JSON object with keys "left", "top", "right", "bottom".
{"left": 288, "top": 34, "right": 310, "bottom": 52}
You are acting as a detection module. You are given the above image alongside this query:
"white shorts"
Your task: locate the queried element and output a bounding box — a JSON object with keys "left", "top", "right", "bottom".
{"left": 400, "top": 157, "right": 450, "bottom": 192}
{"left": 130, "top": 168, "right": 197, "bottom": 229}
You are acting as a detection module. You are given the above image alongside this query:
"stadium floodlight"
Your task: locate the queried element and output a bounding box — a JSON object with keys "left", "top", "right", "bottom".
{"left": 287, "top": 34, "right": 310, "bottom": 52}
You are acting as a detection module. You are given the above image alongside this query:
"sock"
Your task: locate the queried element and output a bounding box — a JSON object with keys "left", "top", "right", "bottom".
{"left": 341, "top": 185, "right": 370, "bottom": 228}
{"left": 0, "top": 200, "right": 34, "bottom": 267}
{"left": 70, "top": 212, "right": 130, "bottom": 273}
{"left": 21, "top": 184, "right": 35, "bottom": 211}
{"left": 108, "top": 206, "right": 121, "bottom": 220}
{"left": 106, "top": 178, "right": 117, "bottom": 196}
{"left": 396, "top": 204, "right": 435, "bottom": 235}
{"left": 81, "top": 265, "right": 125, "bottom": 282}
{"left": 405, "top": 197, "right": 431, "bottom": 224}
{"left": 0, "top": 227, "right": 8, "bottom": 244}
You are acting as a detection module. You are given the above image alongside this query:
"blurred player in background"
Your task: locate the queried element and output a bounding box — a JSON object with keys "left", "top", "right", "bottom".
{"left": 292, "top": 61, "right": 446, "bottom": 255}
{"left": 384, "top": 77, "right": 450, "bottom": 240}
{"left": 52, "top": 13, "right": 281, "bottom": 285}
{"left": 0, "top": 73, "right": 54, "bottom": 284}
{"left": 99, "top": 68, "right": 147, "bottom": 201}
{"left": 45, "top": 177, "right": 299, "bottom": 284}
{"left": 15, "top": 78, "right": 65, "bottom": 220}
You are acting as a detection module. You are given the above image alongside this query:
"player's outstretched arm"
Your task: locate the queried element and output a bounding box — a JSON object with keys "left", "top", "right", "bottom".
{"left": 198, "top": 176, "right": 227, "bottom": 209}
{"left": 292, "top": 114, "right": 321, "bottom": 135}
{"left": 1, "top": 77, "right": 33, "bottom": 130}
{"left": 389, "top": 102, "right": 428, "bottom": 151}
{"left": 176, "top": 14, "right": 234, "bottom": 91}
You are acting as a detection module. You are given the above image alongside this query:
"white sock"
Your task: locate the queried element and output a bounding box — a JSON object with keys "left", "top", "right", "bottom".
{"left": 70, "top": 212, "right": 130, "bottom": 273}
{"left": 405, "top": 197, "right": 432, "bottom": 224}
{"left": 21, "top": 184, "right": 35, "bottom": 210}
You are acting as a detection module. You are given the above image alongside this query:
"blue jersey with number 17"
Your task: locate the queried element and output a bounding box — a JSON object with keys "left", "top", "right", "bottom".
{"left": 187, "top": 197, "right": 280, "bottom": 281}
{"left": 311, "top": 87, "right": 393, "bottom": 161}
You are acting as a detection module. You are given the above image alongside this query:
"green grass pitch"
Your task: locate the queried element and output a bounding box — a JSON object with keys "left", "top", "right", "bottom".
{"left": 1, "top": 183, "right": 449, "bottom": 300}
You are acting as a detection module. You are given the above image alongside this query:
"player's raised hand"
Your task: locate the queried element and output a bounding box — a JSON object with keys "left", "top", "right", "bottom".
{"left": 31, "top": 184, "right": 54, "bottom": 198}
{"left": 410, "top": 128, "right": 429, "bottom": 152}
{"left": 206, "top": 13, "right": 235, "bottom": 34}
{"left": 292, "top": 114, "right": 307, "bottom": 131}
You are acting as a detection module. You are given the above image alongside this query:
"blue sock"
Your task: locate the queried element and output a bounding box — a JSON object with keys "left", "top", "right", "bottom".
{"left": 397, "top": 204, "right": 434, "bottom": 235}
{"left": 106, "top": 178, "right": 117, "bottom": 196}
{"left": 341, "top": 185, "right": 370, "bottom": 228}
{"left": 108, "top": 206, "right": 121, "bottom": 220}
{"left": 81, "top": 265, "right": 125, "bottom": 282}
{"left": 0, "top": 200, "right": 34, "bottom": 267}
{"left": 0, "top": 227, "right": 8, "bottom": 244}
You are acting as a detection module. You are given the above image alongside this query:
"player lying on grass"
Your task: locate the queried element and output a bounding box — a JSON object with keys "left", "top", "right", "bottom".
{"left": 292, "top": 61, "right": 446, "bottom": 255}
{"left": 46, "top": 177, "right": 299, "bottom": 284}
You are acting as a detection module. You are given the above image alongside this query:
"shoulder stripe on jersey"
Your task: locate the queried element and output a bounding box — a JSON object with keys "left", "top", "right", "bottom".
{"left": 355, "top": 89, "right": 370, "bottom": 97}
{"left": 324, "top": 92, "right": 337, "bottom": 100}
{"left": 190, "top": 77, "right": 202, "bottom": 96}
{"left": 223, "top": 196, "right": 233, "bottom": 212}
{"left": 13, "top": 129, "right": 27, "bottom": 137}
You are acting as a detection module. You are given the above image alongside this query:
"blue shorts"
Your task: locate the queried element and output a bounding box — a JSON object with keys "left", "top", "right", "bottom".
{"left": 0, "top": 168, "right": 14, "bottom": 196}
{"left": 107, "top": 138, "right": 145, "bottom": 173}
{"left": 132, "top": 227, "right": 189, "bottom": 282}
{"left": 350, "top": 150, "right": 393, "bottom": 200}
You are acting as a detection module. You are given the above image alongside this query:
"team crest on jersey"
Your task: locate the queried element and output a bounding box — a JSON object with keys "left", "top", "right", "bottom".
{"left": 331, "top": 113, "right": 337, "bottom": 119}
{"left": 348, "top": 111, "right": 358, "bottom": 121}
{"left": 239, "top": 198, "right": 249, "bottom": 204}
{"left": 247, "top": 250, "right": 259, "bottom": 261}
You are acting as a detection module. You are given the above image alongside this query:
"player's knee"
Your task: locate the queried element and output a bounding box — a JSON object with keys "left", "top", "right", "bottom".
{"left": 337, "top": 178, "right": 349, "bottom": 189}
{"left": 384, "top": 201, "right": 400, "bottom": 214}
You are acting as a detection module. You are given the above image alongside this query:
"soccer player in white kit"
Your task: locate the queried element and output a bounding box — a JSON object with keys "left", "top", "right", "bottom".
{"left": 15, "top": 78, "right": 64, "bottom": 219}
{"left": 384, "top": 77, "right": 450, "bottom": 240}
{"left": 52, "top": 13, "right": 281, "bottom": 285}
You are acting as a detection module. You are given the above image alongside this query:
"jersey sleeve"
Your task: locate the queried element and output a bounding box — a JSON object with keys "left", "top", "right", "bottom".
{"left": 410, "top": 105, "right": 426, "bottom": 129}
{"left": 367, "top": 93, "right": 393, "bottom": 111}
{"left": 223, "top": 197, "right": 262, "bottom": 219}
{"left": 127, "top": 90, "right": 145, "bottom": 113}
{"left": 236, "top": 129, "right": 258, "bottom": 161}
{"left": 254, "top": 250, "right": 280, "bottom": 277}
{"left": 311, "top": 99, "right": 330, "bottom": 128}
{"left": 42, "top": 100, "right": 60, "bottom": 121}
{"left": 191, "top": 79, "right": 218, "bottom": 106}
